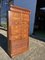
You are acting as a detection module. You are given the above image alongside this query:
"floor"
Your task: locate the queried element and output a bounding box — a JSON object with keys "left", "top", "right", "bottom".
{"left": 0, "top": 29, "right": 45, "bottom": 60}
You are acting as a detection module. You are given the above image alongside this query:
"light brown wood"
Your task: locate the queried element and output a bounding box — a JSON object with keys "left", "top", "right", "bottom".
{"left": 8, "top": 5, "right": 31, "bottom": 57}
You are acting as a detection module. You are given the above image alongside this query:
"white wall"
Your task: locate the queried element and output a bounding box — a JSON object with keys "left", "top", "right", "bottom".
{"left": 14, "top": 0, "right": 37, "bottom": 35}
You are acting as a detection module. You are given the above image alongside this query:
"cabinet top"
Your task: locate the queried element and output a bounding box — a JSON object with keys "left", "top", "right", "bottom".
{"left": 10, "top": 5, "right": 31, "bottom": 12}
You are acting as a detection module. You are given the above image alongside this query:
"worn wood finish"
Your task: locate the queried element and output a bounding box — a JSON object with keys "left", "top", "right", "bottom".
{"left": 8, "top": 5, "right": 31, "bottom": 57}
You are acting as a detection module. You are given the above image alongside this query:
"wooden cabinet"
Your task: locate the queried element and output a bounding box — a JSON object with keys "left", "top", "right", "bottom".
{"left": 8, "top": 5, "right": 31, "bottom": 57}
